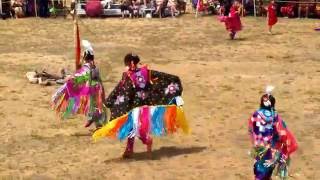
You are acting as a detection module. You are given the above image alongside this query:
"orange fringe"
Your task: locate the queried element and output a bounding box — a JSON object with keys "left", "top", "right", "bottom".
{"left": 105, "top": 115, "right": 128, "bottom": 137}
{"left": 164, "top": 106, "right": 177, "bottom": 134}
{"left": 55, "top": 93, "right": 66, "bottom": 112}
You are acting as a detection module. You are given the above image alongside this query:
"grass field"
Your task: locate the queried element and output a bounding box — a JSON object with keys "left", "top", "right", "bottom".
{"left": 0, "top": 15, "right": 319, "bottom": 179}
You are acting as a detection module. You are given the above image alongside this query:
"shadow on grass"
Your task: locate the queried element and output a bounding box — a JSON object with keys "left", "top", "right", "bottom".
{"left": 233, "top": 37, "right": 247, "bottom": 41}
{"left": 71, "top": 132, "right": 93, "bottom": 137}
{"left": 271, "top": 32, "right": 283, "bottom": 36}
{"left": 104, "top": 146, "right": 207, "bottom": 163}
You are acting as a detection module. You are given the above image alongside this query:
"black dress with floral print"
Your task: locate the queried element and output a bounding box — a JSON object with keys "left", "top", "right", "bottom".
{"left": 105, "top": 67, "right": 183, "bottom": 120}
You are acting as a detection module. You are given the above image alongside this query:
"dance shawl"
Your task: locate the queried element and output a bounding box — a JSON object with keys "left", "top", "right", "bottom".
{"left": 93, "top": 66, "right": 189, "bottom": 141}
{"left": 225, "top": 5, "right": 242, "bottom": 32}
{"left": 268, "top": 3, "right": 277, "bottom": 26}
{"left": 218, "top": 5, "right": 242, "bottom": 32}
{"left": 52, "top": 64, "right": 104, "bottom": 118}
{"left": 248, "top": 109, "right": 298, "bottom": 157}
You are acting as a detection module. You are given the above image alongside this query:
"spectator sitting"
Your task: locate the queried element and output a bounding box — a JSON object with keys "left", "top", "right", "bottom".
{"left": 167, "top": 0, "right": 178, "bottom": 17}
{"left": 101, "top": 0, "right": 112, "bottom": 9}
{"left": 176, "top": 0, "right": 186, "bottom": 14}
{"left": 130, "top": 0, "right": 140, "bottom": 18}
{"left": 120, "top": 0, "right": 133, "bottom": 18}
{"left": 70, "top": 0, "right": 75, "bottom": 17}
{"left": 155, "top": 0, "right": 164, "bottom": 17}
{"left": 142, "top": 0, "right": 154, "bottom": 8}
{"left": 11, "top": 0, "right": 24, "bottom": 18}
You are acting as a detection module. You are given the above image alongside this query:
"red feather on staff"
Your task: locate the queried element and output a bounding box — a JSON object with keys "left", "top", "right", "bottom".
{"left": 74, "top": 19, "right": 81, "bottom": 70}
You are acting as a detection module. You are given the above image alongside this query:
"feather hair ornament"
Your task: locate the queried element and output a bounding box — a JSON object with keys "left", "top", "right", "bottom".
{"left": 266, "top": 85, "right": 275, "bottom": 95}
{"left": 82, "top": 40, "right": 94, "bottom": 55}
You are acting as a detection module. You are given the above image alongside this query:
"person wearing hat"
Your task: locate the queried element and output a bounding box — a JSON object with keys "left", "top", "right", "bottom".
{"left": 93, "top": 53, "right": 189, "bottom": 159}
{"left": 248, "top": 86, "right": 298, "bottom": 180}
{"left": 52, "top": 40, "right": 107, "bottom": 131}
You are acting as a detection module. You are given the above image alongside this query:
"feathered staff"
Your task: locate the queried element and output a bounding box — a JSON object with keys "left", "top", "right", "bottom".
{"left": 74, "top": 4, "right": 81, "bottom": 70}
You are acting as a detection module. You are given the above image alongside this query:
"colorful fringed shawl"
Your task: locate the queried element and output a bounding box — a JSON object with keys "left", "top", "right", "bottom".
{"left": 248, "top": 109, "right": 298, "bottom": 179}
{"left": 105, "top": 65, "right": 183, "bottom": 120}
{"left": 93, "top": 105, "right": 189, "bottom": 141}
{"left": 93, "top": 66, "right": 189, "bottom": 140}
{"left": 52, "top": 63, "right": 104, "bottom": 118}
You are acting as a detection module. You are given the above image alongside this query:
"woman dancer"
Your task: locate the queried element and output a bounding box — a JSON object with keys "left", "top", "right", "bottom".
{"left": 93, "top": 53, "right": 189, "bottom": 158}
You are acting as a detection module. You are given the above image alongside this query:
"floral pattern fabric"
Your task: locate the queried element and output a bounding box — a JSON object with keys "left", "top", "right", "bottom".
{"left": 105, "top": 67, "right": 183, "bottom": 120}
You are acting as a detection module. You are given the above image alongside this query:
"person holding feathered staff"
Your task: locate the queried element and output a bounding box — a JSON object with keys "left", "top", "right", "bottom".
{"left": 51, "top": 40, "right": 107, "bottom": 130}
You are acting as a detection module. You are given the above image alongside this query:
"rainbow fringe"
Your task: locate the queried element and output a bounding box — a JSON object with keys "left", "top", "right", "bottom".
{"left": 51, "top": 82, "right": 104, "bottom": 118}
{"left": 93, "top": 105, "right": 190, "bottom": 141}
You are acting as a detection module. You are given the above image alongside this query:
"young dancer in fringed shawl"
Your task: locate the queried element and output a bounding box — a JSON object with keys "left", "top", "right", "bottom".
{"left": 52, "top": 40, "right": 107, "bottom": 130}
{"left": 267, "top": 0, "right": 277, "bottom": 34}
{"left": 218, "top": 0, "right": 242, "bottom": 39}
{"left": 248, "top": 86, "right": 298, "bottom": 180}
{"left": 93, "top": 53, "right": 189, "bottom": 159}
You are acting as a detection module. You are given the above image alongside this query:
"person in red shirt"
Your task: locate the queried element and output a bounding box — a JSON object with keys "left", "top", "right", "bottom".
{"left": 218, "top": 0, "right": 242, "bottom": 40}
{"left": 267, "top": 0, "right": 277, "bottom": 34}
{"left": 225, "top": 0, "right": 242, "bottom": 39}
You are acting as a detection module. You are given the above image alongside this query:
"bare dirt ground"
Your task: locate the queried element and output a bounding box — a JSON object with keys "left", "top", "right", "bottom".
{"left": 0, "top": 15, "right": 319, "bottom": 180}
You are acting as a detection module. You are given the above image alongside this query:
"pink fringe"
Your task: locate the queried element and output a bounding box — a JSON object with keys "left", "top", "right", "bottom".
{"left": 139, "top": 106, "right": 150, "bottom": 138}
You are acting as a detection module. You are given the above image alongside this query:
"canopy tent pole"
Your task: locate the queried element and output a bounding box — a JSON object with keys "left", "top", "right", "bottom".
{"left": 0, "top": 0, "right": 3, "bottom": 15}
{"left": 74, "top": 0, "right": 81, "bottom": 70}
{"left": 34, "top": 0, "right": 38, "bottom": 17}
{"left": 242, "top": 0, "right": 244, "bottom": 17}
{"left": 51, "top": 0, "right": 55, "bottom": 16}
{"left": 254, "top": 0, "right": 256, "bottom": 17}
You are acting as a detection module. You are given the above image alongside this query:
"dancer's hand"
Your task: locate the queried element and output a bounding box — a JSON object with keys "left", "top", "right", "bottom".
{"left": 280, "top": 154, "right": 287, "bottom": 164}
{"left": 263, "top": 160, "right": 275, "bottom": 167}
{"left": 65, "top": 75, "right": 74, "bottom": 81}
{"left": 175, "top": 96, "right": 184, "bottom": 106}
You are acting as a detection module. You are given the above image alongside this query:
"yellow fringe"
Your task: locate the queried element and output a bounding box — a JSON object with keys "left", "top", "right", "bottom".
{"left": 92, "top": 105, "right": 190, "bottom": 142}
{"left": 54, "top": 93, "right": 65, "bottom": 111}
{"left": 176, "top": 107, "right": 190, "bottom": 134}
{"left": 92, "top": 114, "right": 128, "bottom": 141}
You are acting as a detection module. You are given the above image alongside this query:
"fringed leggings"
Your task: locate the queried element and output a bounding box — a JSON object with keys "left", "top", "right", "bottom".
{"left": 254, "top": 149, "right": 274, "bottom": 180}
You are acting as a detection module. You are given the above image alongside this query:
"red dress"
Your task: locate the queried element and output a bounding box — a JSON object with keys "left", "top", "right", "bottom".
{"left": 268, "top": 3, "right": 277, "bottom": 26}
{"left": 225, "top": 5, "right": 242, "bottom": 32}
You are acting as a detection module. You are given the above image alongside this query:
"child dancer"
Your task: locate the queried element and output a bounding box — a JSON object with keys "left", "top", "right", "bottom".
{"left": 52, "top": 40, "right": 107, "bottom": 130}
{"left": 248, "top": 86, "right": 298, "bottom": 180}
{"left": 219, "top": 0, "right": 242, "bottom": 39}
{"left": 267, "top": 0, "right": 277, "bottom": 34}
{"left": 93, "top": 53, "right": 189, "bottom": 158}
